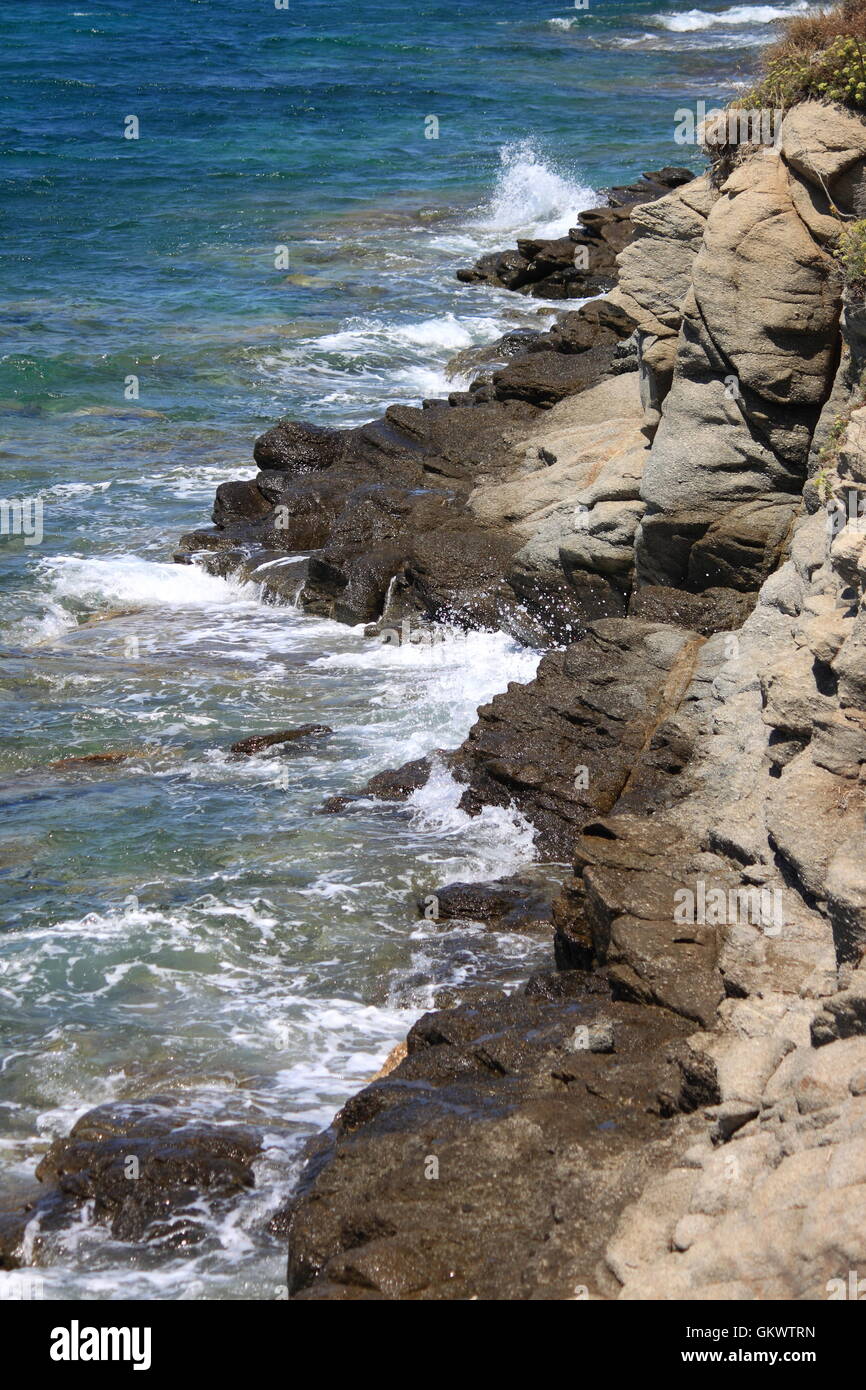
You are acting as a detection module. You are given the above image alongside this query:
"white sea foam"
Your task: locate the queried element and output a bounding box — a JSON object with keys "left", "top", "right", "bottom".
{"left": 36, "top": 555, "right": 258, "bottom": 614}
{"left": 256, "top": 310, "right": 507, "bottom": 420}
{"left": 406, "top": 760, "right": 538, "bottom": 881}
{"left": 311, "top": 624, "right": 541, "bottom": 765}
{"left": 652, "top": 3, "right": 813, "bottom": 32}
{"left": 315, "top": 312, "right": 477, "bottom": 354}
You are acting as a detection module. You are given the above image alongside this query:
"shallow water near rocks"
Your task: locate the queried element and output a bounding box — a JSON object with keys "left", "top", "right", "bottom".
{"left": 1, "top": 0, "right": 782, "bottom": 1298}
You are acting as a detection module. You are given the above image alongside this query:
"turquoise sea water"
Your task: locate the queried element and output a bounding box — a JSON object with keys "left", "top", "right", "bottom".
{"left": 0, "top": 0, "right": 804, "bottom": 1298}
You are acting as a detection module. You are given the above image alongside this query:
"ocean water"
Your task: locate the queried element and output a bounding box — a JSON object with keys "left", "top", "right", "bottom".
{"left": 0, "top": 0, "right": 802, "bottom": 1299}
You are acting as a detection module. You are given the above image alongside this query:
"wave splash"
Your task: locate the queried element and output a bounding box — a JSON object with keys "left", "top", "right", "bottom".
{"left": 470, "top": 139, "right": 596, "bottom": 241}
{"left": 651, "top": 2, "right": 813, "bottom": 33}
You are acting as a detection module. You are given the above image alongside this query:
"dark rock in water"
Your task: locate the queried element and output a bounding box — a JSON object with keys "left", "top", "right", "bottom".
{"left": 332, "top": 619, "right": 704, "bottom": 861}
{"left": 253, "top": 418, "right": 345, "bottom": 473}
{"left": 175, "top": 527, "right": 247, "bottom": 557}
{"left": 528, "top": 298, "right": 636, "bottom": 357}
{"left": 285, "top": 983, "right": 695, "bottom": 1300}
{"left": 0, "top": 1200, "right": 38, "bottom": 1270}
{"left": 455, "top": 166, "right": 695, "bottom": 300}
{"left": 318, "top": 751, "right": 453, "bottom": 815}
{"left": 420, "top": 876, "right": 554, "bottom": 932}
{"left": 51, "top": 750, "right": 148, "bottom": 769}
{"left": 230, "top": 724, "right": 332, "bottom": 756}
{"left": 363, "top": 754, "right": 442, "bottom": 801}
{"left": 28, "top": 1097, "right": 260, "bottom": 1248}
{"left": 491, "top": 341, "right": 620, "bottom": 407}
{"left": 456, "top": 248, "right": 533, "bottom": 290}
{"left": 212, "top": 479, "right": 273, "bottom": 528}
{"left": 605, "top": 166, "right": 696, "bottom": 207}
{"left": 243, "top": 552, "right": 310, "bottom": 605}
{"left": 178, "top": 545, "right": 250, "bottom": 579}
{"left": 176, "top": 297, "right": 637, "bottom": 640}
{"left": 402, "top": 524, "right": 522, "bottom": 629}
{"left": 445, "top": 328, "right": 543, "bottom": 380}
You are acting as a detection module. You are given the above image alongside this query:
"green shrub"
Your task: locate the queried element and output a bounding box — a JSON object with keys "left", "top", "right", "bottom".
{"left": 738, "top": 33, "right": 866, "bottom": 110}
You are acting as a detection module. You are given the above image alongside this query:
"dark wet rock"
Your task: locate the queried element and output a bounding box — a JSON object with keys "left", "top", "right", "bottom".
{"left": 253, "top": 419, "right": 345, "bottom": 473}
{"left": 363, "top": 754, "right": 443, "bottom": 801}
{"left": 456, "top": 167, "right": 696, "bottom": 300}
{"left": 456, "top": 248, "right": 533, "bottom": 291}
{"left": 26, "top": 1097, "right": 261, "bottom": 1249}
{"left": 526, "top": 298, "right": 636, "bottom": 357}
{"left": 319, "top": 754, "right": 446, "bottom": 815}
{"left": 285, "top": 983, "right": 695, "bottom": 1300}
{"left": 450, "top": 618, "right": 704, "bottom": 860}
{"left": 628, "top": 583, "right": 756, "bottom": 636}
{"left": 551, "top": 816, "right": 731, "bottom": 1027}
{"left": 230, "top": 725, "right": 333, "bottom": 756}
{"left": 297, "top": 485, "right": 473, "bottom": 623}
{"left": 213, "top": 479, "right": 273, "bottom": 528}
{"left": 249, "top": 473, "right": 352, "bottom": 552}
{"left": 420, "top": 876, "right": 555, "bottom": 932}
{"left": 0, "top": 1201, "right": 37, "bottom": 1270}
{"left": 446, "top": 329, "right": 543, "bottom": 380}
{"left": 180, "top": 545, "right": 251, "bottom": 579}
{"left": 242, "top": 553, "right": 310, "bottom": 604}
{"left": 178, "top": 290, "right": 640, "bottom": 641}
{"left": 524, "top": 966, "right": 610, "bottom": 1001}
{"left": 429, "top": 982, "right": 509, "bottom": 1011}
{"left": 491, "top": 341, "right": 619, "bottom": 408}
{"left": 175, "top": 527, "right": 247, "bottom": 558}
{"left": 333, "top": 620, "right": 703, "bottom": 862}
{"left": 51, "top": 749, "right": 149, "bottom": 769}
{"left": 401, "top": 525, "right": 522, "bottom": 628}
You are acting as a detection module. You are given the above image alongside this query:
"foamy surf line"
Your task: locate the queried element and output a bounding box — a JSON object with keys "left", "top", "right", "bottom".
{"left": 28, "top": 554, "right": 258, "bottom": 626}
{"left": 650, "top": 2, "right": 814, "bottom": 31}
{"left": 256, "top": 140, "right": 597, "bottom": 421}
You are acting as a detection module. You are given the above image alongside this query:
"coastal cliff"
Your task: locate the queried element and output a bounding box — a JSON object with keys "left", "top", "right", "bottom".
{"left": 5, "top": 11, "right": 866, "bottom": 1305}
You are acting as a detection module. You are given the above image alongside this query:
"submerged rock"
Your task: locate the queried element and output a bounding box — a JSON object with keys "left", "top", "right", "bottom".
{"left": 230, "top": 725, "right": 333, "bottom": 756}
{"left": 0, "top": 1098, "right": 262, "bottom": 1263}
{"left": 50, "top": 750, "right": 149, "bottom": 769}
{"left": 418, "top": 876, "right": 555, "bottom": 932}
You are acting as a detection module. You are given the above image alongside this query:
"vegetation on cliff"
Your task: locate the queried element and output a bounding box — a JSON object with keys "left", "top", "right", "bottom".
{"left": 737, "top": 0, "right": 866, "bottom": 110}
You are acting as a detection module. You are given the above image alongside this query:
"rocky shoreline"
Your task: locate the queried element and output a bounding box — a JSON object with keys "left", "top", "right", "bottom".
{"left": 274, "top": 104, "right": 866, "bottom": 1300}
{"left": 5, "top": 98, "right": 866, "bottom": 1301}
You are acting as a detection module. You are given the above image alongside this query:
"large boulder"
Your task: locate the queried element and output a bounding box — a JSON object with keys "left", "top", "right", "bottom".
{"left": 635, "top": 144, "right": 844, "bottom": 592}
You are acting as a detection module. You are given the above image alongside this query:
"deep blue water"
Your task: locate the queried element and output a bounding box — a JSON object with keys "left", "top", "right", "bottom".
{"left": 0, "top": 0, "right": 807, "bottom": 1298}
